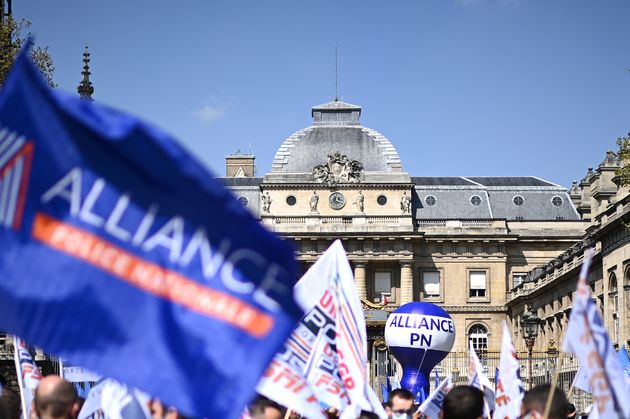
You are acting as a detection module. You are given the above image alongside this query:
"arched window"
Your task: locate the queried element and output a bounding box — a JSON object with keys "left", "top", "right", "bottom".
{"left": 469, "top": 324, "right": 488, "bottom": 351}
{"left": 610, "top": 272, "right": 619, "bottom": 342}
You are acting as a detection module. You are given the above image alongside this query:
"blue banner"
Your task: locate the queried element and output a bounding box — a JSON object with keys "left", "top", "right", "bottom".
{"left": 0, "top": 45, "right": 302, "bottom": 419}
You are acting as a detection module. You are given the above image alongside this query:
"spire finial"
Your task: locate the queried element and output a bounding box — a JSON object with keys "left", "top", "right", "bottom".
{"left": 335, "top": 46, "right": 339, "bottom": 101}
{"left": 77, "top": 46, "right": 94, "bottom": 101}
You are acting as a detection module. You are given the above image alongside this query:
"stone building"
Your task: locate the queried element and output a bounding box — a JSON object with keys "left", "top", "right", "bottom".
{"left": 507, "top": 150, "right": 630, "bottom": 352}
{"left": 220, "top": 99, "right": 588, "bottom": 368}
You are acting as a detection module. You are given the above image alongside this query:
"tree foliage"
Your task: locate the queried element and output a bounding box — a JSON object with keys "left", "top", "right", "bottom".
{"left": 0, "top": 17, "right": 55, "bottom": 88}
{"left": 616, "top": 133, "right": 630, "bottom": 186}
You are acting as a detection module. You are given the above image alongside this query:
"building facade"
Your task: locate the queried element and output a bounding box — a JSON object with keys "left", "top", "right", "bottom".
{"left": 220, "top": 99, "right": 589, "bottom": 370}
{"left": 508, "top": 150, "right": 630, "bottom": 352}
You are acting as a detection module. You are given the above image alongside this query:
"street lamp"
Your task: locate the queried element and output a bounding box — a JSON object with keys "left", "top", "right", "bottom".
{"left": 520, "top": 305, "right": 541, "bottom": 390}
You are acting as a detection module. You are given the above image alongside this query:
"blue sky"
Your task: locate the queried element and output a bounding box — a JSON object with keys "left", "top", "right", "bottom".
{"left": 13, "top": 0, "right": 630, "bottom": 188}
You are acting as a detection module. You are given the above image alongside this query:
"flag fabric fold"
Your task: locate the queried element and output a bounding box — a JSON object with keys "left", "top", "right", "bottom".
{"left": 0, "top": 44, "right": 302, "bottom": 419}
{"left": 417, "top": 376, "right": 452, "bottom": 419}
{"left": 494, "top": 322, "right": 524, "bottom": 419}
{"left": 562, "top": 249, "right": 630, "bottom": 418}
{"left": 257, "top": 240, "right": 386, "bottom": 419}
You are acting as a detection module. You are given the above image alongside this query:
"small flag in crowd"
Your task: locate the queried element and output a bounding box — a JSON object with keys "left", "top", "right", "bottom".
{"left": 417, "top": 376, "right": 452, "bottom": 419}
{"left": 415, "top": 387, "right": 427, "bottom": 404}
{"left": 563, "top": 249, "right": 630, "bottom": 418}
{"left": 257, "top": 241, "right": 386, "bottom": 419}
{"left": 0, "top": 43, "right": 302, "bottom": 419}
{"left": 381, "top": 384, "right": 389, "bottom": 403}
{"left": 494, "top": 322, "right": 524, "bottom": 419}
{"left": 391, "top": 375, "right": 401, "bottom": 391}
{"left": 13, "top": 336, "right": 42, "bottom": 419}
{"left": 468, "top": 340, "right": 494, "bottom": 417}
{"left": 616, "top": 346, "right": 630, "bottom": 380}
{"left": 434, "top": 370, "right": 440, "bottom": 390}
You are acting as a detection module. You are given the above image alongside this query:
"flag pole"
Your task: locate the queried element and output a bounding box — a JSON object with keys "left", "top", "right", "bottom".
{"left": 542, "top": 337, "right": 567, "bottom": 418}
{"left": 13, "top": 336, "right": 29, "bottom": 419}
{"left": 283, "top": 408, "right": 292, "bottom": 419}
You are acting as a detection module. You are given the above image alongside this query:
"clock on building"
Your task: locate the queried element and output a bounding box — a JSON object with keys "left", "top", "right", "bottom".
{"left": 328, "top": 192, "right": 346, "bottom": 210}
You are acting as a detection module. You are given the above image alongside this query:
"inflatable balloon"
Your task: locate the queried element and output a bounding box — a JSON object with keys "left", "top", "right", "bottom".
{"left": 384, "top": 302, "right": 455, "bottom": 397}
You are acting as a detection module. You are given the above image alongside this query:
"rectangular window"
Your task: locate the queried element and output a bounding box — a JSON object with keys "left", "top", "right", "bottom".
{"left": 469, "top": 271, "right": 487, "bottom": 298}
{"left": 423, "top": 271, "right": 440, "bottom": 298}
{"left": 374, "top": 271, "right": 392, "bottom": 302}
{"left": 513, "top": 273, "right": 526, "bottom": 288}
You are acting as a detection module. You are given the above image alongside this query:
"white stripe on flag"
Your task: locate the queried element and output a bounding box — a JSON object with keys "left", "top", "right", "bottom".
{"left": 0, "top": 128, "right": 10, "bottom": 148}
{"left": 0, "top": 132, "right": 18, "bottom": 162}
{"left": 5, "top": 156, "right": 23, "bottom": 227}
{"left": 0, "top": 135, "right": 25, "bottom": 169}
{"left": 0, "top": 167, "right": 13, "bottom": 224}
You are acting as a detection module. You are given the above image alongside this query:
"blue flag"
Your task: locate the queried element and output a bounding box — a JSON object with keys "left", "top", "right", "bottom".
{"left": 434, "top": 369, "right": 439, "bottom": 389}
{"left": 381, "top": 383, "right": 389, "bottom": 403}
{"left": 415, "top": 387, "right": 427, "bottom": 404}
{"left": 0, "top": 44, "right": 302, "bottom": 419}
{"left": 617, "top": 346, "right": 630, "bottom": 378}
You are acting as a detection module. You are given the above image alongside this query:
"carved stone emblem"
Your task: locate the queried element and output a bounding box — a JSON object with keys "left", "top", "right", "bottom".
{"left": 312, "top": 152, "right": 364, "bottom": 187}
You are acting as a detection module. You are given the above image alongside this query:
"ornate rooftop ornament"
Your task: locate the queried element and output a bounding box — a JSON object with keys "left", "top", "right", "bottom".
{"left": 77, "top": 46, "right": 94, "bottom": 101}
{"left": 599, "top": 150, "right": 620, "bottom": 168}
{"left": 312, "top": 152, "right": 363, "bottom": 187}
{"left": 569, "top": 180, "right": 580, "bottom": 196}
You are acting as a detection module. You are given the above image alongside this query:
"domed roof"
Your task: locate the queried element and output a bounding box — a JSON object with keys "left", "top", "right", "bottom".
{"left": 271, "top": 100, "right": 403, "bottom": 174}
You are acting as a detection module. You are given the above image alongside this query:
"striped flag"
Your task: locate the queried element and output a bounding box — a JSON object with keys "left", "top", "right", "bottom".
{"left": 0, "top": 126, "right": 33, "bottom": 230}
{"left": 257, "top": 240, "right": 387, "bottom": 419}
{"left": 563, "top": 249, "right": 630, "bottom": 417}
{"left": 14, "top": 336, "right": 42, "bottom": 419}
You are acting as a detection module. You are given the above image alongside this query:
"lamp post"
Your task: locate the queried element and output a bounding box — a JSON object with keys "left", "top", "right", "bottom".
{"left": 520, "top": 305, "right": 541, "bottom": 390}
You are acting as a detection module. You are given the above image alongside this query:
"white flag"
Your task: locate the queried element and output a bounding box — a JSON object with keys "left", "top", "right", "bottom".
{"left": 494, "top": 322, "right": 524, "bottom": 419}
{"left": 572, "top": 366, "right": 592, "bottom": 393}
{"left": 417, "top": 376, "right": 453, "bottom": 419}
{"left": 13, "top": 336, "right": 42, "bottom": 419}
{"left": 468, "top": 340, "right": 494, "bottom": 417}
{"left": 78, "top": 379, "right": 150, "bottom": 419}
{"left": 562, "top": 249, "right": 630, "bottom": 418}
{"left": 257, "top": 240, "right": 386, "bottom": 419}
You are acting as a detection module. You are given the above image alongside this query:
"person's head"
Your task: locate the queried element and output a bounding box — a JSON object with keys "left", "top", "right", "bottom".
{"left": 358, "top": 411, "right": 380, "bottom": 419}
{"left": 441, "top": 385, "right": 484, "bottom": 419}
{"left": 1, "top": 390, "right": 22, "bottom": 419}
{"left": 248, "top": 396, "right": 285, "bottom": 419}
{"left": 33, "top": 375, "right": 79, "bottom": 419}
{"left": 522, "top": 384, "right": 569, "bottom": 419}
{"left": 566, "top": 403, "right": 576, "bottom": 418}
{"left": 389, "top": 389, "right": 414, "bottom": 419}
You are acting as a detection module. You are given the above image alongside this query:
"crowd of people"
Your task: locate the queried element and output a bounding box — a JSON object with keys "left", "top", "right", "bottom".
{"left": 0, "top": 373, "right": 591, "bottom": 419}
{"left": 247, "top": 384, "right": 583, "bottom": 419}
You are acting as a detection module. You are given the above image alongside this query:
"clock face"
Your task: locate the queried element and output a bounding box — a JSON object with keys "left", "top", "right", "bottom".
{"left": 329, "top": 192, "right": 346, "bottom": 210}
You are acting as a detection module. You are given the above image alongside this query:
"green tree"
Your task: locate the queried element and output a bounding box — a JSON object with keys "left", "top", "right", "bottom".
{"left": 616, "top": 133, "right": 630, "bottom": 186}
{"left": 0, "top": 16, "right": 55, "bottom": 88}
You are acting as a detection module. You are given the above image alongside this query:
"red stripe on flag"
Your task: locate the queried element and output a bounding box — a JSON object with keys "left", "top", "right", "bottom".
{"left": 31, "top": 212, "right": 274, "bottom": 337}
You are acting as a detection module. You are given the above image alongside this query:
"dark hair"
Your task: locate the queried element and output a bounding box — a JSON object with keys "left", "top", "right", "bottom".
{"left": 442, "top": 385, "right": 484, "bottom": 419}
{"left": 522, "top": 384, "right": 569, "bottom": 419}
{"left": 34, "top": 379, "right": 77, "bottom": 419}
{"left": 0, "top": 390, "right": 21, "bottom": 419}
{"left": 358, "top": 411, "right": 380, "bottom": 419}
{"left": 248, "top": 395, "right": 286, "bottom": 418}
{"left": 389, "top": 388, "right": 414, "bottom": 402}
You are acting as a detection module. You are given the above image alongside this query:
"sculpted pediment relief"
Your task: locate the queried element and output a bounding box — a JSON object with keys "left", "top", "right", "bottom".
{"left": 312, "top": 152, "right": 364, "bottom": 187}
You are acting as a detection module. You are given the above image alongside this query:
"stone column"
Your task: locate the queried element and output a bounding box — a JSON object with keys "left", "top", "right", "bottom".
{"left": 400, "top": 262, "right": 413, "bottom": 304}
{"left": 354, "top": 263, "right": 367, "bottom": 300}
